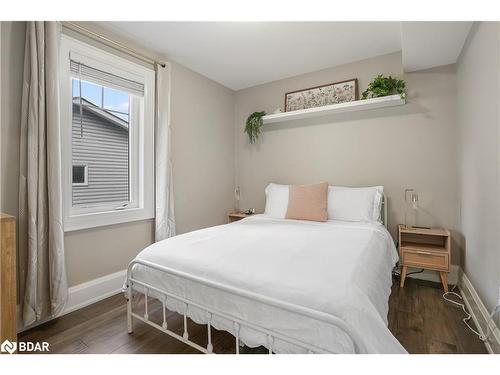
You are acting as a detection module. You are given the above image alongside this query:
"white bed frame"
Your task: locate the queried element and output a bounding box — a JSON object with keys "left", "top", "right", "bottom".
{"left": 125, "top": 195, "right": 387, "bottom": 354}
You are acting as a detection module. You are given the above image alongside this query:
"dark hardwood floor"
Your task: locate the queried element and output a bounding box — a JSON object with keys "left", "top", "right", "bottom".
{"left": 20, "top": 277, "right": 487, "bottom": 354}
{"left": 387, "top": 277, "right": 486, "bottom": 354}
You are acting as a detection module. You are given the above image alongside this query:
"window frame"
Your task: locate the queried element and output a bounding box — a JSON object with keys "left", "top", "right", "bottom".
{"left": 72, "top": 164, "right": 88, "bottom": 186}
{"left": 60, "top": 35, "right": 155, "bottom": 232}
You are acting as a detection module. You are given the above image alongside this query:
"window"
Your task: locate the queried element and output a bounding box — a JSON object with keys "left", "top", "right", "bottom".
{"left": 71, "top": 78, "right": 131, "bottom": 206}
{"left": 60, "top": 36, "right": 155, "bottom": 231}
{"left": 72, "top": 164, "right": 88, "bottom": 186}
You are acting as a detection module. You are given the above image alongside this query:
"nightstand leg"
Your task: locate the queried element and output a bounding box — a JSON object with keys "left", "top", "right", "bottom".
{"left": 400, "top": 266, "right": 408, "bottom": 288}
{"left": 439, "top": 272, "right": 448, "bottom": 293}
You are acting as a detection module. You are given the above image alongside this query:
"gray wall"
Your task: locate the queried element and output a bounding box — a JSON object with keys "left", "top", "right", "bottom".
{"left": 170, "top": 61, "right": 236, "bottom": 234}
{"left": 2, "top": 21, "right": 498, "bottom": 310}
{"left": 234, "top": 52, "right": 461, "bottom": 263}
{"left": 72, "top": 104, "right": 129, "bottom": 206}
{"left": 1, "top": 22, "right": 235, "bottom": 287}
{"left": 457, "top": 22, "right": 500, "bottom": 312}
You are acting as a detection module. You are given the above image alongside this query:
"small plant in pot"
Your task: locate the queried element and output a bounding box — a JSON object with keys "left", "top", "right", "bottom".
{"left": 362, "top": 75, "right": 406, "bottom": 100}
{"left": 245, "top": 111, "right": 266, "bottom": 144}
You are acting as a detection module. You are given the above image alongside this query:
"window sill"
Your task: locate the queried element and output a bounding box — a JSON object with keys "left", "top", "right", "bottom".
{"left": 64, "top": 207, "right": 154, "bottom": 232}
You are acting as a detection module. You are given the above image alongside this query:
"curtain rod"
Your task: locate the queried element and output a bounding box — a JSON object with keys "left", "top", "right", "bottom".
{"left": 61, "top": 21, "right": 166, "bottom": 67}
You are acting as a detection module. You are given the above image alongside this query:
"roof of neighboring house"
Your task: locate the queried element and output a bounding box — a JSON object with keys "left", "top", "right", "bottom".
{"left": 72, "top": 97, "right": 129, "bottom": 131}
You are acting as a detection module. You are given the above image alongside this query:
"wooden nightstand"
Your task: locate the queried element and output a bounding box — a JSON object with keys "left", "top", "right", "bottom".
{"left": 228, "top": 212, "right": 255, "bottom": 223}
{"left": 398, "top": 224, "right": 451, "bottom": 292}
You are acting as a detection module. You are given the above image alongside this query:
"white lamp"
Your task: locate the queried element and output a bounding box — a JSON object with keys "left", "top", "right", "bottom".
{"left": 404, "top": 189, "right": 418, "bottom": 229}
{"left": 234, "top": 185, "right": 241, "bottom": 213}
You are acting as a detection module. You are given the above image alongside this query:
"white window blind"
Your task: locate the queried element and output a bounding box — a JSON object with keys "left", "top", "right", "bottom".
{"left": 70, "top": 60, "right": 144, "bottom": 96}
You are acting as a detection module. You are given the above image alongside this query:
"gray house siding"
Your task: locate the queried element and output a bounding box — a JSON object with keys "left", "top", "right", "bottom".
{"left": 72, "top": 103, "right": 129, "bottom": 206}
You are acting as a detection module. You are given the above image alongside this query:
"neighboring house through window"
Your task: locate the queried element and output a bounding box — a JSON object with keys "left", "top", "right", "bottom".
{"left": 71, "top": 94, "right": 130, "bottom": 205}
{"left": 60, "top": 35, "right": 155, "bottom": 231}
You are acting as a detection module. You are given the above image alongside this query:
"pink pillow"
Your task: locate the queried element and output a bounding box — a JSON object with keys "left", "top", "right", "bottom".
{"left": 286, "top": 182, "right": 328, "bottom": 222}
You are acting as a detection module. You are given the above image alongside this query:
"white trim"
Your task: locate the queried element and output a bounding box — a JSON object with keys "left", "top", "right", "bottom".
{"left": 459, "top": 272, "right": 500, "bottom": 354}
{"left": 263, "top": 95, "right": 406, "bottom": 125}
{"left": 60, "top": 35, "right": 155, "bottom": 232}
{"left": 18, "top": 269, "right": 126, "bottom": 333}
{"left": 64, "top": 269, "right": 127, "bottom": 315}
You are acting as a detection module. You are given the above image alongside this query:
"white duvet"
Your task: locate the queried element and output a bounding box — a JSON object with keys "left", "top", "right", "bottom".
{"left": 129, "top": 215, "right": 407, "bottom": 354}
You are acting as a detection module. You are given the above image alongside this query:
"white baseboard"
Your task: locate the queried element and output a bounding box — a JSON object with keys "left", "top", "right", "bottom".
{"left": 63, "top": 269, "right": 127, "bottom": 315}
{"left": 18, "top": 269, "right": 126, "bottom": 333}
{"left": 406, "top": 264, "right": 460, "bottom": 285}
{"left": 459, "top": 272, "right": 500, "bottom": 354}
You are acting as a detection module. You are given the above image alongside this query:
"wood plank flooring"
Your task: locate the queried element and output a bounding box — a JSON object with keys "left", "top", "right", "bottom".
{"left": 20, "top": 277, "right": 487, "bottom": 354}
{"left": 388, "top": 277, "right": 486, "bottom": 354}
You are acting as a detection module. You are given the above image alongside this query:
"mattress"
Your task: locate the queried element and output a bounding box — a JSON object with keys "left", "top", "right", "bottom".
{"left": 128, "top": 215, "right": 406, "bottom": 353}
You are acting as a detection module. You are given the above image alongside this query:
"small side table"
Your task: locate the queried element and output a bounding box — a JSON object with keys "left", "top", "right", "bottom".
{"left": 398, "top": 224, "right": 451, "bottom": 292}
{"left": 228, "top": 212, "right": 255, "bottom": 223}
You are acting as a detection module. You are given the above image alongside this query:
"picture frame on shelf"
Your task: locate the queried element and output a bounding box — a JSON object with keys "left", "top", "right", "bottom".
{"left": 284, "top": 78, "right": 358, "bottom": 112}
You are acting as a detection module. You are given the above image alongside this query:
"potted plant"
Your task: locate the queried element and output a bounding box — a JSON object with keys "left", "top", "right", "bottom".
{"left": 245, "top": 111, "right": 266, "bottom": 144}
{"left": 362, "top": 75, "right": 406, "bottom": 100}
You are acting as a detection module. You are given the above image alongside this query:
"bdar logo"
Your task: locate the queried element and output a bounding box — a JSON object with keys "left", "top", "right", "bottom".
{"left": 1, "top": 340, "right": 17, "bottom": 354}
{"left": 0, "top": 340, "right": 49, "bottom": 353}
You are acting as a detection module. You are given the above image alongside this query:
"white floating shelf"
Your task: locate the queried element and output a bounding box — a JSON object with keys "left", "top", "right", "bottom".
{"left": 262, "top": 94, "right": 406, "bottom": 124}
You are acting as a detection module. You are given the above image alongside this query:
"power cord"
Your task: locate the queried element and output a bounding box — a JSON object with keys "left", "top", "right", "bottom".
{"left": 392, "top": 258, "right": 500, "bottom": 343}
{"left": 392, "top": 268, "right": 425, "bottom": 278}
{"left": 443, "top": 284, "right": 486, "bottom": 341}
{"left": 443, "top": 285, "right": 500, "bottom": 343}
{"left": 393, "top": 245, "right": 499, "bottom": 343}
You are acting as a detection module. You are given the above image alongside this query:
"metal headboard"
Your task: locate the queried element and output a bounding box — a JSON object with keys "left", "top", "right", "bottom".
{"left": 381, "top": 193, "right": 388, "bottom": 228}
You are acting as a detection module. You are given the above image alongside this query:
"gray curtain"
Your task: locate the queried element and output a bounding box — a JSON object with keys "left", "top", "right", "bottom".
{"left": 18, "top": 21, "right": 68, "bottom": 326}
{"left": 154, "top": 63, "right": 176, "bottom": 241}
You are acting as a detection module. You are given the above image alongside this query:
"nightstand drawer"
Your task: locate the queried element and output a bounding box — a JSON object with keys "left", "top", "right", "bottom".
{"left": 401, "top": 249, "right": 449, "bottom": 271}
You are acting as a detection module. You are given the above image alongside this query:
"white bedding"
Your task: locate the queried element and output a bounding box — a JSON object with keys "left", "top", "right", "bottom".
{"left": 129, "top": 215, "right": 406, "bottom": 353}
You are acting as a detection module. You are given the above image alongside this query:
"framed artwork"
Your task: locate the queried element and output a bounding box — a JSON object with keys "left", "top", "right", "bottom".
{"left": 284, "top": 78, "right": 358, "bottom": 112}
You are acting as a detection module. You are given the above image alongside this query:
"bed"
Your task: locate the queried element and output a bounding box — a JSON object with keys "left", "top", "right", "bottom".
{"left": 125, "top": 194, "right": 406, "bottom": 354}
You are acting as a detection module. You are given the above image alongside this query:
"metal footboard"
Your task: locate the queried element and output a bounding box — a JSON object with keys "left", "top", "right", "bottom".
{"left": 126, "top": 259, "right": 368, "bottom": 354}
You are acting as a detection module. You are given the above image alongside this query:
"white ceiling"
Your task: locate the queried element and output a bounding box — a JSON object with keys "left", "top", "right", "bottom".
{"left": 401, "top": 22, "right": 472, "bottom": 72}
{"left": 96, "top": 22, "right": 472, "bottom": 91}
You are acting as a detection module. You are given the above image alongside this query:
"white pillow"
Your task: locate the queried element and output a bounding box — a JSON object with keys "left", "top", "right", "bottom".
{"left": 327, "top": 186, "right": 383, "bottom": 222}
{"left": 264, "top": 183, "right": 289, "bottom": 218}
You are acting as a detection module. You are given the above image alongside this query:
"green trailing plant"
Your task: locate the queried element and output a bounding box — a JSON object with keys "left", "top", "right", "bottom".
{"left": 245, "top": 111, "right": 266, "bottom": 144}
{"left": 362, "top": 75, "right": 406, "bottom": 100}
